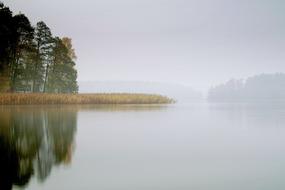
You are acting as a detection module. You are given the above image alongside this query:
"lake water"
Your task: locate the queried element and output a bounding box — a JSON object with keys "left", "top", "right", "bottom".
{"left": 1, "top": 102, "right": 285, "bottom": 190}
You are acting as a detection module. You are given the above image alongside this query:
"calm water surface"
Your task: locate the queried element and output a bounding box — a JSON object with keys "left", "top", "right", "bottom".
{"left": 1, "top": 102, "right": 285, "bottom": 190}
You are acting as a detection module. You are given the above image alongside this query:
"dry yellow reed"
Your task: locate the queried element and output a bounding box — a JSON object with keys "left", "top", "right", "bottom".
{"left": 0, "top": 93, "right": 175, "bottom": 105}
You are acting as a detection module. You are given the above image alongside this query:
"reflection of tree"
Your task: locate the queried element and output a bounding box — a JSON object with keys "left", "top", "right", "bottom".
{"left": 0, "top": 106, "right": 77, "bottom": 190}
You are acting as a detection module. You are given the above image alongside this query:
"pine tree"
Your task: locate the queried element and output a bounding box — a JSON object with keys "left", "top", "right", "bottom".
{"left": 0, "top": 3, "right": 78, "bottom": 94}
{"left": 0, "top": 3, "right": 13, "bottom": 91}
{"left": 0, "top": 3, "right": 34, "bottom": 92}
{"left": 33, "top": 21, "right": 53, "bottom": 92}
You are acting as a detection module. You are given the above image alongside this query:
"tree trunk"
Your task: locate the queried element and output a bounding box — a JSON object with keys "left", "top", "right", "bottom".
{"left": 43, "top": 64, "right": 49, "bottom": 92}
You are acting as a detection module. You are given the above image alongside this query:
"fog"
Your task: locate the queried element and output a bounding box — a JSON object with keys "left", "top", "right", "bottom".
{"left": 79, "top": 81, "right": 202, "bottom": 102}
{"left": 4, "top": 0, "right": 285, "bottom": 92}
{"left": 2, "top": 2, "right": 285, "bottom": 189}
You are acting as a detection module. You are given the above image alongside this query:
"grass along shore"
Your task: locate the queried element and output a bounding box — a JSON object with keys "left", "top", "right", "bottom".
{"left": 0, "top": 93, "right": 175, "bottom": 105}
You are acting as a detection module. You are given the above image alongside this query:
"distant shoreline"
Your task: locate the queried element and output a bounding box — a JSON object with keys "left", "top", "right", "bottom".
{"left": 0, "top": 93, "right": 175, "bottom": 105}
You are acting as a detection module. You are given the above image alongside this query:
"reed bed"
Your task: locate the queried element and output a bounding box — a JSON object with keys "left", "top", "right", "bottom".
{"left": 0, "top": 93, "right": 175, "bottom": 105}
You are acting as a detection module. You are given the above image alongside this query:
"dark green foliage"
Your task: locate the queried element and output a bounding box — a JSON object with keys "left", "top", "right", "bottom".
{"left": 0, "top": 2, "right": 13, "bottom": 71}
{"left": 0, "top": 3, "right": 16, "bottom": 91}
{"left": 34, "top": 21, "right": 53, "bottom": 92}
{"left": 0, "top": 2, "right": 78, "bottom": 93}
{"left": 10, "top": 14, "right": 34, "bottom": 91}
{"left": 47, "top": 37, "right": 78, "bottom": 93}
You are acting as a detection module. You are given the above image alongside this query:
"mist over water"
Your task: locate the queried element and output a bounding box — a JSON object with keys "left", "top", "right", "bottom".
{"left": 79, "top": 81, "right": 203, "bottom": 102}
{"left": 1, "top": 103, "right": 285, "bottom": 190}
{"left": 1, "top": 0, "right": 285, "bottom": 189}
{"left": 4, "top": 0, "right": 285, "bottom": 90}
{"left": 0, "top": 106, "right": 77, "bottom": 190}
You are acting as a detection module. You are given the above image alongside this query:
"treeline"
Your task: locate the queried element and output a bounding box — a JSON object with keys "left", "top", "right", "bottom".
{"left": 208, "top": 73, "right": 285, "bottom": 101}
{"left": 0, "top": 2, "right": 78, "bottom": 93}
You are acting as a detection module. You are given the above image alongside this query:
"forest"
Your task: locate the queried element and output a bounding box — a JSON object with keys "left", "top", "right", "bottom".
{"left": 0, "top": 2, "right": 78, "bottom": 93}
{"left": 208, "top": 73, "right": 285, "bottom": 101}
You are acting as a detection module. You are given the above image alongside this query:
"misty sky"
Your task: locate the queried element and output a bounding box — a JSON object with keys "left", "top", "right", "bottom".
{"left": 4, "top": 0, "right": 285, "bottom": 91}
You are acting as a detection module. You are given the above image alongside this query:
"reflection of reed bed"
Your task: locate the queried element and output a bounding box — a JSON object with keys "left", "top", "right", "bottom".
{"left": 0, "top": 93, "right": 175, "bottom": 105}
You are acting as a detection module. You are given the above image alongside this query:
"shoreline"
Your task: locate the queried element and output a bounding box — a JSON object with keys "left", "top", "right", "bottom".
{"left": 0, "top": 93, "right": 175, "bottom": 105}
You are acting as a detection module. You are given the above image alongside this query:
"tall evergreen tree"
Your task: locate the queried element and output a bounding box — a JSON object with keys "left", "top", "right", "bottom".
{"left": 10, "top": 14, "right": 34, "bottom": 91}
{"left": 0, "top": 2, "right": 13, "bottom": 91}
{"left": 0, "top": 2, "right": 78, "bottom": 94}
{"left": 33, "top": 21, "right": 53, "bottom": 92}
{"left": 0, "top": 3, "right": 34, "bottom": 92}
{"left": 47, "top": 37, "right": 78, "bottom": 93}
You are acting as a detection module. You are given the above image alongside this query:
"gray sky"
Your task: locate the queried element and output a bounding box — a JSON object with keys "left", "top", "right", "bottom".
{"left": 4, "top": 0, "right": 285, "bottom": 91}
